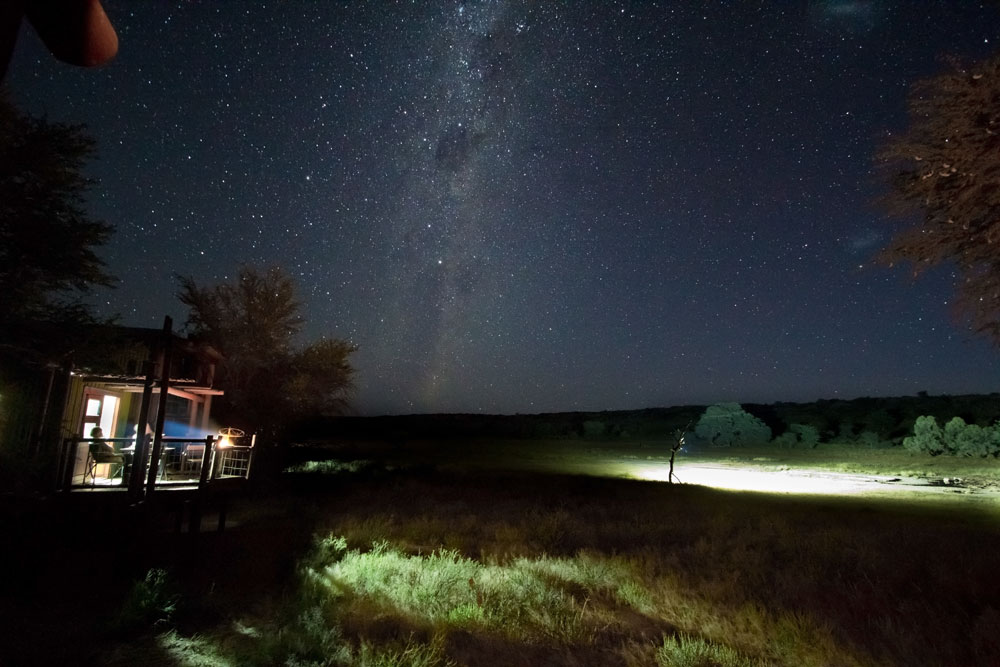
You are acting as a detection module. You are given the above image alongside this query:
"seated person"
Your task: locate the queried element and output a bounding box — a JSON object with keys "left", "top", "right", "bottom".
{"left": 89, "top": 426, "right": 123, "bottom": 465}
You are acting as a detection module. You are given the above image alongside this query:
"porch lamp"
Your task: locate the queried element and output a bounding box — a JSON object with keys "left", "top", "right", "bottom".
{"left": 217, "top": 427, "right": 244, "bottom": 448}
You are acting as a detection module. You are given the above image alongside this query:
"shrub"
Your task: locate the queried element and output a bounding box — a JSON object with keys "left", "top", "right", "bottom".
{"left": 694, "top": 403, "right": 771, "bottom": 447}
{"left": 903, "top": 416, "right": 945, "bottom": 455}
{"left": 774, "top": 424, "right": 820, "bottom": 449}
{"left": 113, "top": 568, "right": 179, "bottom": 633}
{"left": 944, "top": 417, "right": 1000, "bottom": 457}
{"left": 904, "top": 416, "right": 1000, "bottom": 457}
{"left": 285, "top": 460, "right": 376, "bottom": 475}
{"left": 791, "top": 424, "right": 820, "bottom": 448}
{"left": 772, "top": 432, "right": 797, "bottom": 449}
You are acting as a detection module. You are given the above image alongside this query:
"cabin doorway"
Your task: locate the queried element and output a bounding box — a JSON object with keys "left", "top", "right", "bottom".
{"left": 81, "top": 390, "right": 119, "bottom": 438}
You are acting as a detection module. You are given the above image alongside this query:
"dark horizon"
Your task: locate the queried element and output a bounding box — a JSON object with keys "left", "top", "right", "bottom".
{"left": 8, "top": 1, "right": 1000, "bottom": 415}
{"left": 322, "top": 389, "right": 1000, "bottom": 420}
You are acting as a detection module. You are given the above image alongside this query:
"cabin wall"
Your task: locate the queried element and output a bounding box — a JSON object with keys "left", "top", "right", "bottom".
{"left": 61, "top": 376, "right": 85, "bottom": 440}
{"left": 0, "top": 364, "right": 50, "bottom": 456}
{"left": 61, "top": 379, "right": 140, "bottom": 440}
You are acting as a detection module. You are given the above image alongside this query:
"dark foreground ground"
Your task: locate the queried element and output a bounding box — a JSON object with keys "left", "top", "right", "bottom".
{"left": 2, "top": 442, "right": 1000, "bottom": 666}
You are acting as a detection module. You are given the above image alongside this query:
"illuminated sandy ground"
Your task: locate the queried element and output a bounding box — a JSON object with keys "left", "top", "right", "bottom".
{"left": 431, "top": 452, "right": 1000, "bottom": 501}
{"left": 543, "top": 458, "right": 1000, "bottom": 501}
{"left": 329, "top": 440, "right": 1000, "bottom": 502}
{"left": 628, "top": 462, "right": 926, "bottom": 495}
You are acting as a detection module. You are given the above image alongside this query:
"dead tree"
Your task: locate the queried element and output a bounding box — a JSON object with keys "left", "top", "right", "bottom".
{"left": 668, "top": 421, "right": 692, "bottom": 484}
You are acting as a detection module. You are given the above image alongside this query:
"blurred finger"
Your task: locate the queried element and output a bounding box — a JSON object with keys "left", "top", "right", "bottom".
{"left": 25, "top": 0, "right": 117, "bottom": 67}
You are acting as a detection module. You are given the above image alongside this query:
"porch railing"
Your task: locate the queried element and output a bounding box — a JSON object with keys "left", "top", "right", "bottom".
{"left": 58, "top": 434, "right": 255, "bottom": 492}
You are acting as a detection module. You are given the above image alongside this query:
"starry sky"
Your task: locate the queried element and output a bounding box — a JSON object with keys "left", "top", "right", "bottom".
{"left": 7, "top": 1, "right": 1000, "bottom": 415}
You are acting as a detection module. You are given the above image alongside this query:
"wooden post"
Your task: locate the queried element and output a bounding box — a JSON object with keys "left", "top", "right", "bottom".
{"left": 44, "top": 361, "right": 73, "bottom": 491}
{"left": 190, "top": 434, "right": 216, "bottom": 534}
{"left": 57, "top": 437, "right": 75, "bottom": 490}
{"left": 33, "top": 364, "right": 56, "bottom": 459}
{"left": 187, "top": 397, "right": 198, "bottom": 432}
{"left": 197, "top": 435, "right": 215, "bottom": 489}
{"left": 200, "top": 394, "right": 212, "bottom": 432}
{"left": 244, "top": 433, "right": 256, "bottom": 481}
{"left": 145, "top": 317, "right": 173, "bottom": 496}
{"left": 128, "top": 360, "right": 157, "bottom": 500}
{"left": 54, "top": 438, "right": 67, "bottom": 491}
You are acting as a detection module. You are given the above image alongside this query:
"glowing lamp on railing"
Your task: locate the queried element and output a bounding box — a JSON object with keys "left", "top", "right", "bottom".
{"left": 217, "top": 427, "right": 244, "bottom": 448}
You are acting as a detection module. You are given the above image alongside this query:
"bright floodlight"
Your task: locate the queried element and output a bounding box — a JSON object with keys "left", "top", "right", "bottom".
{"left": 217, "top": 426, "right": 244, "bottom": 448}
{"left": 630, "top": 464, "right": 880, "bottom": 495}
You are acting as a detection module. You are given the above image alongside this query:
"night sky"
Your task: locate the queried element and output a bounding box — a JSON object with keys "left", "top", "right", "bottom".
{"left": 7, "top": 1, "right": 1000, "bottom": 415}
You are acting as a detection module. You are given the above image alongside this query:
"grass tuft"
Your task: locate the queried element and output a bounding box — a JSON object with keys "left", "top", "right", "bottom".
{"left": 112, "top": 568, "right": 179, "bottom": 633}
{"left": 656, "top": 633, "right": 768, "bottom": 667}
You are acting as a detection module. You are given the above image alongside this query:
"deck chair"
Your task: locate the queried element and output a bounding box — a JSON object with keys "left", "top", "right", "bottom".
{"left": 87, "top": 444, "right": 124, "bottom": 485}
{"left": 180, "top": 444, "right": 205, "bottom": 474}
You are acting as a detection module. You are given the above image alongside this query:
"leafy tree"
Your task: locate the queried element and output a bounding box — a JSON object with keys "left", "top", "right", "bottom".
{"left": 0, "top": 93, "right": 114, "bottom": 478}
{"left": 904, "top": 414, "right": 1000, "bottom": 457}
{"left": 943, "top": 416, "right": 999, "bottom": 457}
{"left": 694, "top": 403, "right": 771, "bottom": 447}
{"left": 177, "top": 266, "right": 356, "bottom": 435}
{"left": 875, "top": 53, "right": 1000, "bottom": 342}
{"left": 285, "top": 338, "right": 357, "bottom": 418}
{"left": 0, "top": 90, "right": 114, "bottom": 356}
{"left": 178, "top": 265, "right": 301, "bottom": 416}
{"left": 903, "top": 415, "right": 946, "bottom": 455}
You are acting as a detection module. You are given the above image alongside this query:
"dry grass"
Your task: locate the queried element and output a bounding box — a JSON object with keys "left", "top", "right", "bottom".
{"left": 120, "top": 459, "right": 1000, "bottom": 667}
{"left": 7, "top": 440, "right": 1000, "bottom": 666}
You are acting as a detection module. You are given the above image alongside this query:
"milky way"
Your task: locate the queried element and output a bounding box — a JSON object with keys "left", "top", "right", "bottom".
{"left": 8, "top": 1, "right": 1000, "bottom": 414}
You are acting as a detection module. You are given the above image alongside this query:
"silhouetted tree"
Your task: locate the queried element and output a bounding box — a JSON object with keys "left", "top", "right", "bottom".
{"left": 0, "top": 90, "right": 114, "bottom": 358}
{"left": 876, "top": 53, "right": 1000, "bottom": 342}
{"left": 0, "top": 93, "right": 116, "bottom": 483}
{"left": 285, "top": 338, "right": 357, "bottom": 417}
{"left": 177, "top": 266, "right": 356, "bottom": 435}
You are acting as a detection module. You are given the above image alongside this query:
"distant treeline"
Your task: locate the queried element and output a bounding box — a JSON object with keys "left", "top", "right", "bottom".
{"left": 292, "top": 393, "right": 1000, "bottom": 445}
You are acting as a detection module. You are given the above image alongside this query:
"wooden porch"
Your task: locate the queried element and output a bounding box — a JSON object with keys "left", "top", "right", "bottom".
{"left": 57, "top": 434, "right": 255, "bottom": 494}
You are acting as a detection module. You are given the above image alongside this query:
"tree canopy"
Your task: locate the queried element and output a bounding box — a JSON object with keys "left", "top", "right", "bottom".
{"left": 876, "top": 53, "right": 1000, "bottom": 343}
{"left": 693, "top": 403, "right": 771, "bottom": 448}
{"left": 178, "top": 266, "right": 357, "bottom": 434}
{"left": 0, "top": 92, "right": 114, "bottom": 366}
{"left": 0, "top": 92, "right": 115, "bottom": 473}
